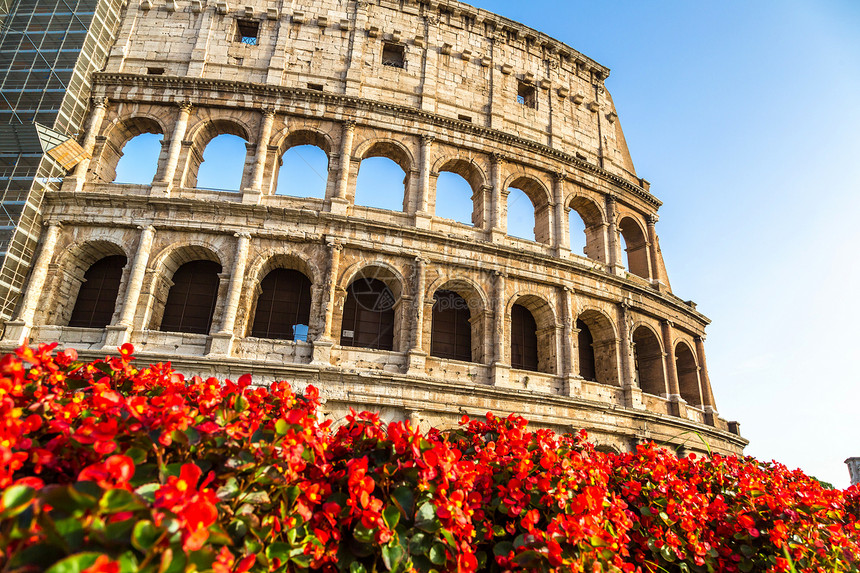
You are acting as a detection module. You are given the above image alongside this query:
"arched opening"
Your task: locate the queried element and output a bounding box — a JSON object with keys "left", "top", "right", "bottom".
{"left": 250, "top": 268, "right": 312, "bottom": 341}
{"left": 632, "top": 325, "right": 666, "bottom": 396}
{"left": 435, "top": 172, "right": 473, "bottom": 226}
{"left": 576, "top": 310, "right": 619, "bottom": 386}
{"left": 96, "top": 117, "right": 163, "bottom": 184}
{"left": 568, "top": 196, "right": 605, "bottom": 261}
{"left": 430, "top": 289, "right": 472, "bottom": 362}
{"left": 114, "top": 133, "right": 164, "bottom": 185}
{"left": 341, "top": 277, "right": 396, "bottom": 351}
{"left": 576, "top": 319, "right": 596, "bottom": 381}
{"left": 160, "top": 260, "right": 222, "bottom": 334}
{"left": 275, "top": 143, "right": 329, "bottom": 199}
{"left": 510, "top": 303, "right": 538, "bottom": 372}
{"left": 569, "top": 211, "right": 587, "bottom": 256}
{"left": 619, "top": 216, "right": 650, "bottom": 279}
{"left": 507, "top": 187, "right": 536, "bottom": 241}
{"left": 68, "top": 255, "right": 127, "bottom": 328}
{"left": 676, "top": 342, "right": 702, "bottom": 406}
{"left": 355, "top": 157, "right": 407, "bottom": 211}
{"left": 196, "top": 134, "right": 248, "bottom": 191}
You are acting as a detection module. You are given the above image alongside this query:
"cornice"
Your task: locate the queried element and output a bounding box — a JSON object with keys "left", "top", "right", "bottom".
{"left": 92, "top": 73, "right": 662, "bottom": 209}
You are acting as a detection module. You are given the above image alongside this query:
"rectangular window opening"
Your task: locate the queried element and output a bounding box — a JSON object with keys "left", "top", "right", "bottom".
{"left": 458, "top": 114, "right": 472, "bottom": 123}
{"left": 307, "top": 83, "right": 324, "bottom": 91}
{"left": 382, "top": 42, "right": 405, "bottom": 69}
{"left": 517, "top": 81, "right": 536, "bottom": 109}
{"left": 146, "top": 67, "right": 164, "bottom": 75}
{"left": 236, "top": 19, "right": 259, "bottom": 45}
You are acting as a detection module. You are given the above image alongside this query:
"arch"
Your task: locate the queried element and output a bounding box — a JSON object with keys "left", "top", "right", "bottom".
{"left": 160, "top": 260, "right": 223, "bottom": 334}
{"left": 339, "top": 263, "right": 405, "bottom": 352}
{"left": 49, "top": 239, "right": 128, "bottom": 327}
{"left": 619, "top": 216, "right": 650, "bottom": 279}
{"left": 250, "top": 268, "right": 312, "bottom": 341}
{"left": 272, "top": 129, "right": 333, "bottom": 198}
{"left": 247, "top": 251, "right": 318, "bottom": 287}
{"left": 632, "top": 324, "right": 666, "bottom": 396}
{"left": 97, "top": 116, "right": 165, "bottom": 184}
{"left": 147, "top": 243, "right": 225, "bottom": 332}
{"left": 184, "top": 118, "right": 252, "bottom": 190}
{"left": 675, "top": 340, "right": 702, "bottom": 406}
{"left": 576, "top": 309, "right": 619, "bottom": 386}
{"left": 434, "top": 172, "right": 475, "bottom": 226}
{"left": 428, "top": 276, "right": 490, "bottom": 364}
{"left": 568, "top": 195, "right": 606, "bottom": 261}
{"left": 354, "top": 139, "right": 413, "bottom": 211}
{"left": 432, "top": 157, "right": 486, "bottom": 193}
{"left": 68, "top": 255, "right": 128, "bottom": 328}
{"left": 505, "top": 175, "right": 552, "bottom": 244}
{"left": 508, "top": 293, "right": 557, "bottom": 374}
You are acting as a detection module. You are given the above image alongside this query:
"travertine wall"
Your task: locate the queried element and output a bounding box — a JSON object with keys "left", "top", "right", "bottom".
{"left": 1, "top": 0, "right": 746, "bottom": 456}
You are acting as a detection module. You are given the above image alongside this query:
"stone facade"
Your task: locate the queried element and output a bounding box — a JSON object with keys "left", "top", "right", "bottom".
{"left": 0, "top": 0, "right": 746, "bottom": 455}
{"left": 847, "top": 458, "right": 860, "bottom": 486}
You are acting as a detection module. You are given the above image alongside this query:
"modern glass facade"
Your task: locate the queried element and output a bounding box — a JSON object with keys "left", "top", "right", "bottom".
{"left": 0, "top": 0, "right": 123, "bottom": 321}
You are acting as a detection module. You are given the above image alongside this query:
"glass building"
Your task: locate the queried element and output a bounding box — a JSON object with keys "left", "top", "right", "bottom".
{"left": 0, "top": 0, "right": 124, "bottom": 321}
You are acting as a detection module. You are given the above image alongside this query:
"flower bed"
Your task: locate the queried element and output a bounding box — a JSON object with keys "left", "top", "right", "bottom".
{"left": 0, "top": 343, "right": 858, "bottom": 572}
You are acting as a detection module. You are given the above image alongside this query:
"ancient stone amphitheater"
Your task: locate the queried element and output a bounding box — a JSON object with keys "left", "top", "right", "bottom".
{"left": 2, "top": 0, "right": 745, "bottom": 454}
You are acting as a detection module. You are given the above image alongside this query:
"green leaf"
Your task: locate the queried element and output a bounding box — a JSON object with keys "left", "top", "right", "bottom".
{"left": 125, "top": 447, "right": 148, "bottom": 465}
{"left": 135, "top": 482, "right": 160, "bottom": 503}
{"left": 132, "top": 520, "right": 161, "bottom": 552}
{"left": 660, "top": 544, "right": 676, "bottom": 563}
{"left": 44, "top": 552, "right": 102, "bottom": 573}
{"left": 381, "top": 543, "right": 405, "bottom": 571}
{"left": 291, "top": 553, "right": 312, "bottom": 568}
{"left": 100, "top": 489, "right": 144, "bottom": 513}
{"left": 415, "top": 502, "right": 440, "bottom": 532}
{"left": 383, "top": 504, "right": 401, "bottom": 529}
{"left": 739, "top": 559, "right": 754, "bottom": 573}
{"left": 353, "top": 524, "right": 375, "bottom": 544}
{"left": 238, "top": 490, "right": 270, "bottom": 505}
{"left": 429, "top": 544, "right": 447, "bottom": 566}
{"left": 740, "top": 544, "right": 755, "bottom": 557}
{"left": 275, "top": 419, "right": 289, "bottom": 435}
{"left": 391, "top": 486, "right": 415, "bottom": 518}
{"left": 266, "top": 542, "right": 291, "bottom": 561}
{"left": 349, "top": 563, "right": 367, "bottom": 573}
{"left": 440, "top": 528, "right": 455, "bottom": 548}
{"left": 1, "top": 485, "right": 36, "bottom": 517}
{"left": 408, "top": 532, "right": 432, "bottom": 555}
{"left": 492, "top": 541, "right": 513, "bottom": 558}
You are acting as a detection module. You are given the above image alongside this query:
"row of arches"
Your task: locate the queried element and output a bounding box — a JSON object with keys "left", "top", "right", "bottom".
{"left": 94, "top": 113, "right": 656, "bottom": 280}
{"left": 56, "top": 242, "right": 705, "bottom": 407}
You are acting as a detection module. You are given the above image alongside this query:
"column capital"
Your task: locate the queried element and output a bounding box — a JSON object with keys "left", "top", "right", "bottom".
{"left": 260, "top": 107, "right": 276, "bottom": 118}
{"left": 44, "top": 219, "right": 63, "bottom": 229}
{"left": 493, "top": 270, "right": 508, "bottom": 279}
{"left": 646, "top": 213, "right": 659, "bottom": 225}
{"left": 176, "top": 100, "right": 193, "bottom": 113}
{"left": 234, "top": 231, "right": 252, "bottom": 240}
{"left": 490, "top": 152, "right": 507, "bottom": 165}
{"left": 661, "top": 318, "right": 674, "bottom": 328}
{"left": 326, "top": 239, "right": 344, "bottom": 251}
{"left": 606, "top": 193, "right": 617, "bottom": 205}
{"left": 91, "top": 96, "right": 109, "bottom": 109}
{"left": 619, "top": 299, "right": 632, "bottom": 309}
{"left": 553, "top": 170, "right": 566, "bottom": 182}
{"left": 343, "top": 120, "right": 357, "bottom": 132}
{"left": 420, "top": 134, "right": 435, "bottom": 145}
{"left": 414, "top": 256, "right": 430, "bottom": 265}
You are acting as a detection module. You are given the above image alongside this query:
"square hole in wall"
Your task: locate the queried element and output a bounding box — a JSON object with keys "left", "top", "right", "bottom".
{"left": 517, "top": 80, "right": 536, "bottom": 108}
{"left": 236, "top": 19, "right": 259, "bottom": 45}
{"left": 307, "top": 83, "right": 324, "bottom": 91}
{"left": 146, "top": 67, "right": 164, "bottom": 75}
{"left": 458, "top": 114, "right": 472, "bottom": 123}
{"left": 382, "top": 42, "right": 405, "bottom": 68}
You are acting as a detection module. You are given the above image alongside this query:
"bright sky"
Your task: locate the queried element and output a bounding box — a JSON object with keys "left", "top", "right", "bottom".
{"left": 115, "top": 0, "right": 860, "bottom": 488}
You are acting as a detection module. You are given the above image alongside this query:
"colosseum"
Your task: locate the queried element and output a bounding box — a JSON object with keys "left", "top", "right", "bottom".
{"left": 0, "top": 0, "right": 745, "bottom": 455}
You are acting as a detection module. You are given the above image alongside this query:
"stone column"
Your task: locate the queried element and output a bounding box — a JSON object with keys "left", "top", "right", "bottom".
{"left": 661, "top": 319, "right": 686, "bottom": 417}
{"left": 846, "top": 458, "right": 860, "bottom": 486}
{"left": 152, "top": 102, "right": 192, "bottom": 196}
{"left": 311, "top": 240, "right": 343, "bottom": 365}
{"left": 646, "top": 214, "right": 664, "bottom": 287}
{"left": 329, "top": 121, "right": 355, "bottom": 214}
{"left": 560, "top": 286, "right": 580, "bottom": 396}
{"left": 617, "top": 301, "right": 642, "bottom": 409}
{"left": 492, "top": 271, "right": 510, "bottom": 386}
{"left": 104, "top": 225, "right": 156, "bottom": 348}
{"left": 489, "top": 154, "right": 507, "bottom": 241}
{"left": 414, "top": 135, "right": 434, "bottom": 229}
{"left": 243, "top": 108, "right": 275, "bottom": 204}
{"left": 553, "top": 172, "right": 569, "bottom": 258}
{"left": 4, "top": 221, "right": 62, "bottom": 345}
{"left": 66, "top": 97, "right": 108, "bottom": 193}
{"left": 695, "top": 335, "right": 718, "bottom": 424}
{"left": 209, "top": 232, "right": 251, "bottom": 356}
{"left": 407, "top": 257, "right": 428, "bottom": 373}
{"left": 606, "top": 194, "right": 624, "bottom": 275}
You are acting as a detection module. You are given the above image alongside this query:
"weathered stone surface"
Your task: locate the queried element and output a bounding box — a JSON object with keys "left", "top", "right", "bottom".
{"left": 2, "top": 0, "right": 745, "bottom": 456}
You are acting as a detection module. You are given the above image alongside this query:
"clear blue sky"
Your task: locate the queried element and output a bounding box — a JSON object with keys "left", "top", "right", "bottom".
{"left": 116, "top": 0, "right": 860, "bottom": 487}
